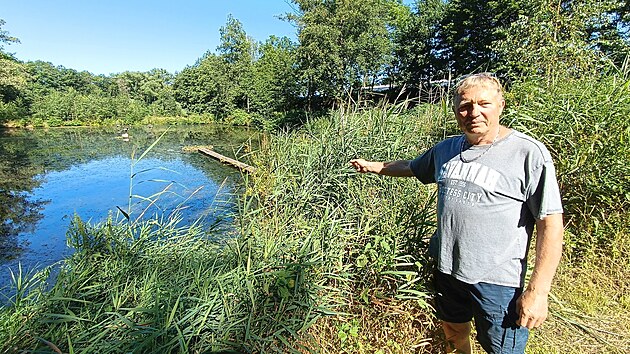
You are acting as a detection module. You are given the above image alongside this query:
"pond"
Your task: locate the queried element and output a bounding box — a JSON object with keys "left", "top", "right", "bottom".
{"left": 0, "top": 125, "right": 259, "bottom": 294}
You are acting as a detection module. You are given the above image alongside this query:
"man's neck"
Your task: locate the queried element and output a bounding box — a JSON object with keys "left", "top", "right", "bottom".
{"left": 465, "top": 126, "right": 510, "bottom": 145}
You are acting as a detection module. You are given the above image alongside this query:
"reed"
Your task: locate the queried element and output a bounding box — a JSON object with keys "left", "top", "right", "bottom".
{"left": 0, "top": 100, "right": 444, "bottom": 352}
{"left": 1, "top": 68, "right": 628, "bottom": 352}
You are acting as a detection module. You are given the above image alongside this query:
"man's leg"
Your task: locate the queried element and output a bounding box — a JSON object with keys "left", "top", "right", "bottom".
{"left": 434, "top": 272, "right": 475, "bottom": 353}
{"left": 470, "top": 282, "right": 529, "bottom": 353}
{"left": 442, "top": 321, "right": 473, "bottom": 354}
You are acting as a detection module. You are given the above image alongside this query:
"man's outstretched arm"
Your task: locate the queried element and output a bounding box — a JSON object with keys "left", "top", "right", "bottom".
{"left": 516, "top": 213, "right": 564, "bottom": 329}
{"left": 349, "top": 159, "right": 415, "bottom": 177}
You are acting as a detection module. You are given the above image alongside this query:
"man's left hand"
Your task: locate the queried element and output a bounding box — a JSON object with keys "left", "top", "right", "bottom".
{"left": 516, "top": 289, "right": 549, "bottom": 329}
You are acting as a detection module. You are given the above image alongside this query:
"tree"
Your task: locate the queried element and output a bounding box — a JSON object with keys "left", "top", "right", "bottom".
{"left": 0, "top": 18, "right": 26, "bottom": 96}
{"left": 250, "top": 36, "right": 300, "bottom": 126}
{"left": 585, "top": 0, "right": 630, "bottom": 65}
{"left": 288, "top": 0, "right": 396, "bottom": 107}
{"left": 0, "top": 19, "right": 28, "bottom": 122}
{"left": 436, "top": 0, "right": 528, "bottom": 77}
{"left": 25, "top": 61, "right": 97, "bottom": 96}
{"left": 174, "top": 53, "right": 232, "bottom": 117}
{"left": 217, "top": 15, "right": 255, "bottom": 113}
{"left": 495, "top": 0, "right": 624, "bottom": 82}
{"left": 113, "top": 71, "right": 146, "bottom": 101}
{"left": 0, "top": 58, "right": 27, "bottom": 102}
{"left": 0, "top": 19, "right": 20, "bottom": 56}
{"left": 390, "top": 0, "right": 446, "bottom": 86}
{"left": 144, "top": 69, "right": 181, "bottom": 116}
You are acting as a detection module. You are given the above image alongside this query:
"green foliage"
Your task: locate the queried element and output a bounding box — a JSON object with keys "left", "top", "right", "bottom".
{"left": 391, "top": 0, "right": 446, "bottom": 85}
{"left": 0, "top": 216, "right": 286, "bottom": 352}
{"left": 174, "top": 18, "right": 300, "bottom": 128}
{"left": 10, "top": 63, "right": 180, "bottom": 126}
{"left": 250, "top": 36, "right": 301, "bottom": 120}
{"left": 289, "top": 0, "right": 396, "bottom": 105}
{"left": 25, "top": 60, "right": 97, "bottom": 96}
{"left": 0, "top": 19, "right": 20, "bottom": 53}
{"left": 337, "top": 319, "right": 360, "bottom": 344}
{"left": 218, "top": 15, "right": 256, "bottom": 115}
{"left": 218, "top": 15, "right": 253, "bottom": 67}
{"left": 435, "top": 0, "right": 528, "bottom": 76}
{"left": 0, "top": 100, "right": 26, "bottom": 123}
{"left": 139, "top": 114, "right": 216, "bottom": 126}
{"left": 174, "top": 53, "right": 234, "bottom": 119}
{"left": 173, "top": 14, "right": 266, "bottom": 122}
{"left": 247, "top": 103, "right": 442, "bottom": 301}
{"left": 113, "top": 69, "right": 177, "bottom": 105}
{"left": 495, "top": 0, "right": 618, "bottom": 82}
{"left": 0, "top": 58, "right": 27, "bottom": 101}
{"left": 224, "top": 108, "right": 252, "bottom": 126}
{"left": 0, "top": 20, "right": 27, "bottom": 124}
{"left": 29, "top": 89, "right": 149, "bottom": 126}
{"left": 585, "top": 0, "right": 630, "bottom": 65}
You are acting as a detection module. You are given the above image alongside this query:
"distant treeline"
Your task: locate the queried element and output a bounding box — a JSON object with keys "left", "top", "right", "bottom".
{"left": 1, "top": 0, "right": 628, "bottom": 128}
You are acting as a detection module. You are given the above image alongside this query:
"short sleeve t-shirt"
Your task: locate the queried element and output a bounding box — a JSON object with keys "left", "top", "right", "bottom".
{"left": 410, "top": 130, "right": 563, "bottom": 287}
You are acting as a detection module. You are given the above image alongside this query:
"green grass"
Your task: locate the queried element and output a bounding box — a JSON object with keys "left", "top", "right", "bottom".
{"left": 4, "top": 114, "right": 217, "bottom": 128}
{"left": 1, "top": 213, "right": 323, "bottom": 353}
{"left": 139, "top": 115, "right": 217, "bottom": 126}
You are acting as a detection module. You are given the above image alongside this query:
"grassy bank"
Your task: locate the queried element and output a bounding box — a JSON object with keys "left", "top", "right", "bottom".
{"left": 1, "top": 71, "right": 629, "bottom": 353}
{"left": 3, "top": 114, "right": 217, "bottom": 128}
{"left": 3, "top": 107, "right": 310, "bottom": 130}
{"left": 0, "top": 102, "right": 445, "bottom": 352}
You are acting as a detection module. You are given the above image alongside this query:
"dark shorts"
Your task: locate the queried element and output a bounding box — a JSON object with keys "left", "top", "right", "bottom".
{"left": 434, "top": 271, "right": 529, "bottom": 353}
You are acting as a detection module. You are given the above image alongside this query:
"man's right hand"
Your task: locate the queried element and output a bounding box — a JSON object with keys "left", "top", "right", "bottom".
{"left": 349, "top": 159, "right": 372, "bottom": 173}
{"left": 349, "top": 159, "right": 414, "bottom": 177}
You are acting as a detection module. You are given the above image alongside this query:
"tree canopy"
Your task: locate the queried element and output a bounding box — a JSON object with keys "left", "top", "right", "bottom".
{"left": 1, "top": 1, "right": 628, "bottom": 127}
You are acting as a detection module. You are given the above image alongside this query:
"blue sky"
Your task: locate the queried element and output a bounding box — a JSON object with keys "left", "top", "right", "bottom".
{"left": 1, "top": 0, "right": 299, "bottom": 75}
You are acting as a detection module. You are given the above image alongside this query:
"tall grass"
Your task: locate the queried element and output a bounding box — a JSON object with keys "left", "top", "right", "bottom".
{"left": 230, "top": 101, "right": 448, "bottom": 351}
{"left": 1, "top": 67, "right": 628, "bottom": 352}
{"left": 0, "top": 101, "right": 446, "bottom": 352}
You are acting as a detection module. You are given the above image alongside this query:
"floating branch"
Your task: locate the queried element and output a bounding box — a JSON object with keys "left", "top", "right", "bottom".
{"left": 197, "top": 147, "right": 256, "bottom": 174}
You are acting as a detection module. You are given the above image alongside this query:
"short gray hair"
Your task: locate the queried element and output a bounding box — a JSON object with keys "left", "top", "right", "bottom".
{"left": 454, "top": 73, "right": 504, "bottom": 104}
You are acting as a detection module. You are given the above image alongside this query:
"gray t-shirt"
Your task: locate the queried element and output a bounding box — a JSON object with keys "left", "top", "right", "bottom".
{"left": 410, "top": 130, "right": 563, "bottom": 287}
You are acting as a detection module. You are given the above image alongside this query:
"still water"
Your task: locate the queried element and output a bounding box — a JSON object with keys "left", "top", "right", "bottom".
{"left": 0, "top": 125, "right": 258, "bottom": 293}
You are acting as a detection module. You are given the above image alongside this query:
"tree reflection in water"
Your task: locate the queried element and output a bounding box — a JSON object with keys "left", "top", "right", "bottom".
{"left": 0, "top": 129, "right": 47, "bottom": 261}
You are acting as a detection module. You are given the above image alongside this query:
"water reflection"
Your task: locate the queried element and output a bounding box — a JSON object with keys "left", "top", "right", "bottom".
{"left": 0, "top": 125, "right": 258, "bottom": 291}
{"left": 0, "top": 130, "right": 47, "bottom": 262}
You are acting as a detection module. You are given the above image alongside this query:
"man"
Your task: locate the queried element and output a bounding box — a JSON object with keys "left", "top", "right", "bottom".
{"left": 349, "top": 73, "right": 564, "bottom": 353}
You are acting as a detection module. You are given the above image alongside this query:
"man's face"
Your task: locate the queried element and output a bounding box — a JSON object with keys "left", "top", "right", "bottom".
{"left": 454, "top": 85, "right": 505, "bottom": 140}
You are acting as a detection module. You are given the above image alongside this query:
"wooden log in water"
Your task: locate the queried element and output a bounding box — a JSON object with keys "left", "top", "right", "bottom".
{"left": 197, "top": 147, "right": 256, "bottom": 174}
